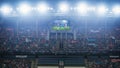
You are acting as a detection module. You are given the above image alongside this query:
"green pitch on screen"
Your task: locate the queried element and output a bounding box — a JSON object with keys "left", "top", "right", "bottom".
{"left": 53, "top": 26, "right": 70, "bottom": 30}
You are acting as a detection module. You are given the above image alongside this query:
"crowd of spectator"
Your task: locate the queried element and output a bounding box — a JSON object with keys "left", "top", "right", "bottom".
{"left": 86, "top": 57, "right": 120, "bottom": 68}
{"left": 0, "top": 22, "right": 120, "bottom": 54}
{"left": 0, "top": 59, "right": 31, "bottom": 68}
{"left": 0, "top": 57, "right": 119, "bottom": 68}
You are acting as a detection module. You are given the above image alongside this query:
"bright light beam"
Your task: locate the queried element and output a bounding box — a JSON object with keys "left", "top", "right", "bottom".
{"left": 77, "top": 3, "right": 88, "bottom": 14}
{"left": 17, "top": 3, "right": 32, "bottom": 14}
{"left": 97, "top": 5, "right": 108, "bottom": 15}
{"left": 59, "top": 3, "right": 69, "bottom": 13}
{"left": 0, "top": 5, "right": 12, "bottom": 15}
{"left": 37, "top": 3, "right": 49, "bottom": 13}
{"left": 112, "top": 6, "right": 120, "bottom": 15}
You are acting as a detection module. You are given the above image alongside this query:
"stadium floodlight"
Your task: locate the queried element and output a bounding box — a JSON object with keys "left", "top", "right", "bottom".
{"left": 77, "top": 3, "right": 88, "bottom": 14}
{"left": 17, "top": 3, "right": 32, "bottom": 14}
{"left": 62, "top": 20, "right": 67, "bottom": 23}
{"left": 37, "top": 3, "right": 49, "bottom": 13}
{"left": 59, "top": 3, "right": 69, "bottom": 13}
{"left": 0, "top": 5, "right": 12, "bottom": 15}
{"left": 97, "top": 5, "right": 108, "bottom": 15}
{"left": 112, "top": 6, "right": 120, "bottom": 15}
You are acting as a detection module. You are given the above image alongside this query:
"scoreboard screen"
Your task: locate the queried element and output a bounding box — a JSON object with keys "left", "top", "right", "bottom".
{"left": 52, "top": 20, "right": 70, "bottom": 31}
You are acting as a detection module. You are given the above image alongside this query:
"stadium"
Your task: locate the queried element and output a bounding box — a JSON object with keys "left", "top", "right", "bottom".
{"left": 0, "top": 0, "right": 120, "bottom": 68}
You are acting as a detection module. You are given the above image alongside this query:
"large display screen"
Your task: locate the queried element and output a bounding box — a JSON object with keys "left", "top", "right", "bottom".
{"left": 52, "top": 20, "right": 70, "bottom": 31}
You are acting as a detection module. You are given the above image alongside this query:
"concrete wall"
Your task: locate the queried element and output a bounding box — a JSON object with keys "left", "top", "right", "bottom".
{"left": 38, "top": 66, "right": 85, "bottom": 68}
{"left": 64, "top": 67, "right": 85, "bottom": 68}
{"left": 38, "top": 66, "right": 58, "bottom": 68}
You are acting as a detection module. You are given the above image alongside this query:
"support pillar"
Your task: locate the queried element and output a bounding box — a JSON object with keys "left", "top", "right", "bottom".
{"left": 31, "top": 59, "right": 38, "bottom": 68}
{"left": 47, "top": 31, "right": 49, "bottom": 40}
{"left": 56, "top": 32, "right": 57, "bottom": 40}
{"left": 66, "top": 32, "right": 67, "bottom": 40}
{"left": 74, "top": 30, "right": 76, "bottom": 40}
{"left": 84, "top": 58, "right": 89, "bottom": 68}
{"left": 59, "top": 60, "right": 64, "bottom": 68}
